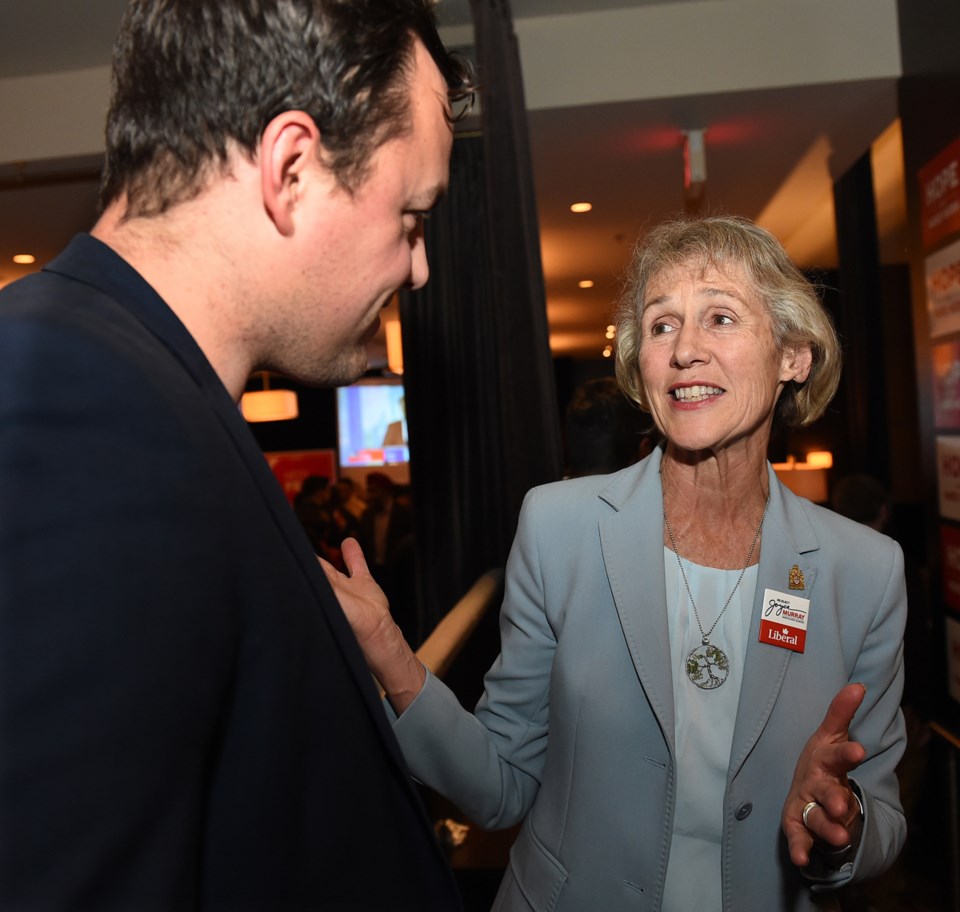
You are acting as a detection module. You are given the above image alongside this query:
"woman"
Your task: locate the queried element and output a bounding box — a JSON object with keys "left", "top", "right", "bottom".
{"left": 326, "top": 216, "right": 907, "bottom": 911}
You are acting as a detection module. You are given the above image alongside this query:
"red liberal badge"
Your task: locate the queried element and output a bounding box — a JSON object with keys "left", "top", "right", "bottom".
{"left": 759, "top": 589, "right": 810, "bottom": 654}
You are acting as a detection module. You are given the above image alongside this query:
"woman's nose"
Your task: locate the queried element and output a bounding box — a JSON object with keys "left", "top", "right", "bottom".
{"left": 671, "top": 321, "right": 708, "bottom": 367}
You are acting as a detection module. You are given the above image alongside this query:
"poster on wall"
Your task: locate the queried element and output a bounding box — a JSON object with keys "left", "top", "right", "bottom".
{"left": 919, "top": 135, "right": 960, "bottom": 250}
{"left": 264, "top": 449, "right": 337, "bottom": 505}
{"left": 941, "top": 524, "right": 960, "bottom": 613}
{"left": 925, "top": 237, "right": 960, "bottom": 339}
{"left": 947, "top": 616, "right": 960, "bottom": 705}
{"left": 932, "top": 341, "right": 960, "bottom": 428}
{"left": 936, "top": 436, "right": 960, "bottom": 522}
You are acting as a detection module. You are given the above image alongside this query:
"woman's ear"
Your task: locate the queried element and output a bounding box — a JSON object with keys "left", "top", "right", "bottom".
{"left": 781, "top": 344, "right": 813, "bottom": 384}
{"left": 259, "top": 111, "right": 322, "bottom": 237}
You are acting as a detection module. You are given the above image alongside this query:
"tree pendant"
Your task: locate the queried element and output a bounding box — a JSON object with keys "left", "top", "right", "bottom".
{"left": 686, "top": 642, "right": 730, "bottom": 690}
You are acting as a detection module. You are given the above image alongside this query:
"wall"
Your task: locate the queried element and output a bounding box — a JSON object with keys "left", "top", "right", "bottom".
{"left": 897, "top": 0, "right": 960, "bottom": 725}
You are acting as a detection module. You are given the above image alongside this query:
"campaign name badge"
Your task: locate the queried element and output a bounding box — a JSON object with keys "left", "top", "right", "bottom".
{"left": 759, "top": 589, "right": 810, "bottom": 653}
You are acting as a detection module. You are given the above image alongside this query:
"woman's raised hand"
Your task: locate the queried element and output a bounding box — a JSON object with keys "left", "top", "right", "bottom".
{"left": 781, "top": 683, "right": 867, "bottom": 869}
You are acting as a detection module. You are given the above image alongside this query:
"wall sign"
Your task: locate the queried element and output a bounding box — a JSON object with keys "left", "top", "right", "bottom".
{"left": 947, "top": 616, "right": 960, "bottom": 705}
{"left": 933, "top": 340, "right": 960, "bottom": 428}
{"left": 264, "top": 449, "right": 337, "bottom": 505}
{"left": 942, "top": 524, "right": 960, "bottom": 613}
{"left": 925, "top": 237, "right": 960, "bottom": 338}
{"left": 936, "top": 436, "right": 960, "bottom": 522}
{"left": 919, "top": 135, "right": 960, "bottom": 250}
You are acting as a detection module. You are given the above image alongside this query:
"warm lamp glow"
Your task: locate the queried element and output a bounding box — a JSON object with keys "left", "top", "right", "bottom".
{"left": 13, "top": 254, "right": 35, "bottom": 264}
{"left": 385, "top": 318, "right": 404, "bottom": 375}
{"left": 806, "top": 450, "right": 833, "bottom": 469}
{"left": 578, "top": 279, "right": 594, "bottom": 289}
{"left": 240, "top": 389, "right": 299, "bottom": 422}
{"left": 771, "top": 453, "right": 832, "bottom": 503}
{"left": 570, "top": 202, "right": 592, "bottom": 213}
{"left": 241, "top": 372, "right": 299, "bottom": 422}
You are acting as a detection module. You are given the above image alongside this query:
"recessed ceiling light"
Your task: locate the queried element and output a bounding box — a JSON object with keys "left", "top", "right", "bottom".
{"left": 605, "top": 329, "right": 616, "bottom": 340}
{"left": 578, "top": 279, "right": 594, "bottom": 289}
{"left": 13, "top": 254, "right": 35, "bottom": 265}
{"left": 602, "top": 344, "right": 613, "bottom": 358}
{"left": 569, "top": 202, "right": 592, "bottom": 213}
{"left": 606, "top": 325, "right": 616, "bottom": 333}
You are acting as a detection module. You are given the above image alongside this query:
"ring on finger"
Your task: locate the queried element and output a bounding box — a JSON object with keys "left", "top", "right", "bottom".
{"left": 801, "top": 800, "right": 820, "bottom": 829}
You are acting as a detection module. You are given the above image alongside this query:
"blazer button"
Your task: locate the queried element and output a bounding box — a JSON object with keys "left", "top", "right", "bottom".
{"left": 735, "top": 802, "right": 753, "bottom": 821}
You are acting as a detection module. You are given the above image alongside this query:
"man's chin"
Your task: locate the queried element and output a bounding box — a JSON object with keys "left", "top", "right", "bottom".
{"left": 319, "top": 350, "right": 369, "bottom": 389}
{"left": 269, "top": 346, "right": 369, "bottom": 391}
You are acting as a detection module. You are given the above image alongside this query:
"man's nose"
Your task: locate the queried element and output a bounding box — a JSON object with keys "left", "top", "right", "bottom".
{"left": 407, "top": 234, "right": 429, "bottom": 290}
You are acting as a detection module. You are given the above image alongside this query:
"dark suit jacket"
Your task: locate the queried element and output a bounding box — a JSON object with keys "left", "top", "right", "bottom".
{"left": 0, "top": 235, "right": 461, "bottom": 911}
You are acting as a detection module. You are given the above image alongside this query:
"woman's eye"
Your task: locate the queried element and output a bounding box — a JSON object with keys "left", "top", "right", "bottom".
{"left": 648, "top": 321, "right": 673, "bottom": 336}
{"left": 712, "top": 313, "right": 734, "bottom": 326}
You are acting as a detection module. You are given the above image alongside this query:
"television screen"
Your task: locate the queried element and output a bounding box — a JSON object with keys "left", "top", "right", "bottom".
{"left": 336, "top": 379, "right": 408, "bottom": 469}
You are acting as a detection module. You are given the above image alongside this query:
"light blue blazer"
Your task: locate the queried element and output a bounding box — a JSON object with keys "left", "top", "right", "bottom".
{"left": 394, "top": 448, "right": 907, "bottom": 911}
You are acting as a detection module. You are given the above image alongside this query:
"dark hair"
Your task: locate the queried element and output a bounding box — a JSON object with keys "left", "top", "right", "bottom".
{"left": 300, "top": 475, "right": 329, "bottom": 497}
{"left": 365, "top": 471, "right": 395, "bottom": 494}
{"left": 564, "top": 377, "right": 653, "bottom": 477}
{"left": 100, "top": 0, "right": 470, "bottom": 216}
{"left": 831, "top": 474, "right": 889, "bottom": 527}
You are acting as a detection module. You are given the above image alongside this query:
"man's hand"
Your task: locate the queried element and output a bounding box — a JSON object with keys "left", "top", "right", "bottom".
{"left": 782, "top": 683, "right": 867, "bottom": 868}
{"left": 319, "top": 537, "right": 425, "bottom": 714}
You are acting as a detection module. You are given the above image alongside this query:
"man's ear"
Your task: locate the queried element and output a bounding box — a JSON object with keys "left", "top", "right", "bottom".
{"left": 780, "top": 344, "right": 813, "bottom": 384}
{"left": 259, "top": 111, "right": 322, "bottom": 237}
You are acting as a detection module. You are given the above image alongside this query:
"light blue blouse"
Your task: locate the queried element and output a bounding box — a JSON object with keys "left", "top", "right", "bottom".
{"left": 662, "top": 549, "right": 760, "bottom": 912}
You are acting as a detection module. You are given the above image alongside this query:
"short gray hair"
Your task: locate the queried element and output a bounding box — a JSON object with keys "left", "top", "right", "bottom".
{"left": 614, "top": 215, "right": 841, "bottom": 428}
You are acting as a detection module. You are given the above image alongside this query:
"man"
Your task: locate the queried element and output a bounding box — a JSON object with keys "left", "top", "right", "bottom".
{"left": 562, "top": 376, "right": 655, "bottom": 478}
{"left": 336, "top": 476, "right": 368, "bottom": 526}
{"left": 0, "top": 1, "right": 468, "bottom": 908}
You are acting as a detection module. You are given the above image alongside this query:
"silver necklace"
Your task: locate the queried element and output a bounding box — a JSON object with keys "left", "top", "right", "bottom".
{"left": 663, "top": 494, "right": 769, "bottom": 690}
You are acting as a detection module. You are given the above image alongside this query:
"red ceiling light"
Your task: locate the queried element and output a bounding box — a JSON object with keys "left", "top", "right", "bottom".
{"left": 682, "top": 128, "right": 707, "bottom": 215}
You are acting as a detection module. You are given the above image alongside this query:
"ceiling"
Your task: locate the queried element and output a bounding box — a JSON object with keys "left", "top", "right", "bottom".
{"left": 0, "top": 0, "right": 906, "bottom": 359}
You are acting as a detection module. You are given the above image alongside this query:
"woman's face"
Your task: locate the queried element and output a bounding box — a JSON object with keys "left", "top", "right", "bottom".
{"left": 637, "top": 261, "right": 811, "bottom": 457}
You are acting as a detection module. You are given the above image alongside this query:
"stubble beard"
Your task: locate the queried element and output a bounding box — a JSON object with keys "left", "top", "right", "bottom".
{"left": 297, "top": 344, "right": 369, "bottom": 389}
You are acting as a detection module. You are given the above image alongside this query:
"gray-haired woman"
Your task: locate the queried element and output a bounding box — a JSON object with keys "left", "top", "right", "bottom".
{"left": 328, "top": 215, "right": 906, "bottom": 912}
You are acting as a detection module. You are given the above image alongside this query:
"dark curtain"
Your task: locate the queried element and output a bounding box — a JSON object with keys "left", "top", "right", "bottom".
{"left": 400, "top": 0, "right": 562, "bottom": 637}
{"left": 832, "top": 153, "right": 889, "bottom": 483}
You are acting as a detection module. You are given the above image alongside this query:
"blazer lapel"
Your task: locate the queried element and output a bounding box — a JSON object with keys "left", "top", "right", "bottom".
{"left": 599, "top": 449, "right": 676, "bottom": 749}
{"left": 728, "top": 465, "right": 821, "bottom": 780}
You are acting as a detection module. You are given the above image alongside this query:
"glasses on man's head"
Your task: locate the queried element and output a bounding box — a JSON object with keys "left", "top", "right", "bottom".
{"left": 446, "top": 52, "right": 478, "bottom": 124}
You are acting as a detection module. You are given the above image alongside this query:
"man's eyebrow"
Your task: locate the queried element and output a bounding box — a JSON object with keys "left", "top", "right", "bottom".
{"left": 413, "top": 183, "right": 448, "bottom": 210}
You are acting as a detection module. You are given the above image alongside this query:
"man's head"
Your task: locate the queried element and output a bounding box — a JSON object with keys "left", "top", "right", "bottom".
{"left": 299, "top": 474, "right": 329, "bottom": 504}
{"left": 100, "top": 0, "right": 466, "bottom": 217}
{"left": 95, "top": 0, "right": 470, "bottom": 394}
{"left": 365, "top": 472, "right": 395, "bottom": 510}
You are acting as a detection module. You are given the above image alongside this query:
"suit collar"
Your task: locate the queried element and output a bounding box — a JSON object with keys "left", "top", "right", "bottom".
{"left": 45, "top": 234, "right": 222, "bottom": 396}
{"left": 598, "top": 452, "right": 823, "bottom": 766}
{"left": 45, "top": 234, "right": 422, "bottom": 787}
{"left": 599, "top": 449, "right": 676, "bottom": 747}
{"left": 730, "top": 465, "right": 821, "bottom": 779}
